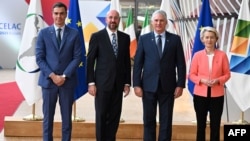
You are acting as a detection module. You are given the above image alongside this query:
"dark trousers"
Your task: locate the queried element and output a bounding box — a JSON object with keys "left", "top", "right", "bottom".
{"left": 142, "top": 83, "right": 174, "bottom": 141}
{"left": 193, "top": 87, "right": 224, "bottom": 141}
{"left": 95, "top": 84, "right": 123, "bottom": 141}
{"left": 42, "top": 87, "right": 74, "bottom": 141}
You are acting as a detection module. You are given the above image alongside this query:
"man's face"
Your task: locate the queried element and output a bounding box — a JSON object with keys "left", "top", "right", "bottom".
{"left": 151, "top": 13, "right": 167, "bottom": 34}
{"left": 52, "top": 7, "right": 67, "bottom": 27}
{"left": 106, "top": 10, "right": 120, "bottom": 31}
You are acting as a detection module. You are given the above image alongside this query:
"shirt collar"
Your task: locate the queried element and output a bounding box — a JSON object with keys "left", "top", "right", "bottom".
{"left": 54, "top": 25, "right": 65, "bottom": 31}
{"left": 154, "top": 31, "right": 165, "bottom": 38}
{"left": 106, "top": 27, "right": 117, "bottom": 36}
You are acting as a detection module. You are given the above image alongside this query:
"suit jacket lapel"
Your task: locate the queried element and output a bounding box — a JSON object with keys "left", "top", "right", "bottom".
{"left": 162, "top": 32, "right": 170, "bottom": 56}
{"left": 59, "top": 26, "right": 69, "bottom": 51}
{"left": 117, "top": 31, "right": 123, "bottom": 57}
{"left": 150, "top": 32, "right": 161, "bottom": 58}
{"left": 49, "top": 26, "right": 58, "bottom": 49}
{"left": 105, "top": 29, "right": 117, "bottom": 58}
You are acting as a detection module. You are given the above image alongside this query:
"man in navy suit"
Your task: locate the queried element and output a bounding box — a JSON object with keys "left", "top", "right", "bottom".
{"left": 133, "top": 10, "right": 186, "bottom": 141}
{"left": 35, "top": 2, "right": 82, "bottom": 141}
{"left": 87, "top": 10, "right": 131, "bottom": 141}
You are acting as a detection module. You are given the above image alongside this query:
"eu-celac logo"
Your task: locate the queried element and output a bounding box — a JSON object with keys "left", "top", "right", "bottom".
{"left": 229, "top": 19, "right": 250, "bottom": 75}
{"left": 16, "top": 13, "right": 44, "bottom": 73}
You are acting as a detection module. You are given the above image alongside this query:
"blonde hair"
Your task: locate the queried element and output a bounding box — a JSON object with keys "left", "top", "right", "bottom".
{"left": 200, "top": 26, "right": 219, "bottom": 40}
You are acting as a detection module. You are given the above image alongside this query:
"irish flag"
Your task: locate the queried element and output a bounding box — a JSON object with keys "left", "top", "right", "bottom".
{"left": 226, "top": 0, "right": 250, "bottom": 112}
{"left": 124, "top": 8, "right": 137, "bottom": 58}
{"left": 140, "top": 9, "right": 151, "bottom": 36}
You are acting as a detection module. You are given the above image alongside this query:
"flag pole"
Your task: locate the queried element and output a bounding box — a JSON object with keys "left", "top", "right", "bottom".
{"left": 224, "top": 85, "right": 229, "bottom": 122}
{"left": 120, "top": 98, "right": 125, "bottom": 123}
{"left": 120, "top": 118, "right": 125, "bottom": 123}
{"left": 232, "top": 111, "right": 248, "bottom": 124}
{"left": 23, "top": 103, "right": 43, "bottom": 121}
{"left": 72, "top": 101, "right": 85, "bottom": 122}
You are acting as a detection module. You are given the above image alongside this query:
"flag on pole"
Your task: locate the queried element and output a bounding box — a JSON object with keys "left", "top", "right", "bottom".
{"left": 140, "top": 9, "right": 151, "bottom": 35}
{"left": 187, "top": 0, "right": 213, "bottom": 96}
{"left": 110, "top": 0, "right": 123, "bottom": 31}
{"left": 67, "top": 0, "right": 88, "bottom": 100}
{"left": 124, "top": 8, "right": 137, "bottom": 58}
{"left": 226, "top": 0, "right": 250, "bottom": 111}
{"left": 160, "top": 0, "right": 176, "bottom": 34}
{"left": 15, "top": 0, "right": 45, "bottom": 106}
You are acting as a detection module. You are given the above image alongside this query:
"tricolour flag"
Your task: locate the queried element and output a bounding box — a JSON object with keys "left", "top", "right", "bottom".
{"left": 187, "top": 0, "right": 213, "bottom": 95}
{"left": 110, "top": 0, "right": 123, "bottom": 31}
{"left": 124, "top": 8, "right": 137, "bottom": 58}
{"left": 67, "top": 0, "right": 88, "bottom": 100}
{"left": 15, "top": 0, "right": 45, "bottom": 105}
{"left": 226, "top": 0, "right": 250, "bottom": 111}
{"left": 160, "top": 0, "right": 176, "bottom": 34}
{"left": 140, "top": 9, "right": 151, "bottom": 36}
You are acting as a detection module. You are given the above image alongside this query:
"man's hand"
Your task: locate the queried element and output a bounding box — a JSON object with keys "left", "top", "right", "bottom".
{"left": 123, "top": 85, "right": 130, "bottom": 97}
{"left": 134, "top": 87, "right": 143, "bottom": 97}
{"left": 174, "top": 87, "right": 183, "bottom": 99}
{"left": 88, "top": 85, "right": 96, "bottom": 96}
{"left": 50, "top": 73, "right": 65, "bottom": 86}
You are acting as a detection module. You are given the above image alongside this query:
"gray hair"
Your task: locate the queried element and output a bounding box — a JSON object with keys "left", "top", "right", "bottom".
{"left": 151, "top": 10, "right": 168, "bottom": 21}
{"left": 200, "top": 26, "right": 219, "bottom": 40}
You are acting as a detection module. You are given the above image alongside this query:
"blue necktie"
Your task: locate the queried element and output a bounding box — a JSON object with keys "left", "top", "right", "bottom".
{"left": 57, "top": 28, "right": 62, "bottom": 47}
{"left": 157, "top": 35, "right": 162, "bottom": 57}
{"left": 112, "top": 33, "right": 118, "bottom": 57}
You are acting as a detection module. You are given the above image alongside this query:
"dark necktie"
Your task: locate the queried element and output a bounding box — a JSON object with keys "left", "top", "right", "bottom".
{"left": 112, "top": 33, "right": 118, "bottom": 57}
{"left": 57, "top": 28, "right": 62, "bottom": 47}
{"left": 157, "top": 35, "right": 162, "bottom": 57}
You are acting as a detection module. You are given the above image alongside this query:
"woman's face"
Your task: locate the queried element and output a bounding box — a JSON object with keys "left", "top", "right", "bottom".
{"left": 202, "top": 31, "right": 217, "bottom": 48}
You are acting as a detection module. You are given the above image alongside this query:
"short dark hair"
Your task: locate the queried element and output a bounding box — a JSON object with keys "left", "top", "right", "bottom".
{"left": 52, "top": 2, "right": 67, "bottom": 11}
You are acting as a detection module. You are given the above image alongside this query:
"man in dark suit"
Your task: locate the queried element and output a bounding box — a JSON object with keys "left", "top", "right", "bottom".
{"left": 35, "top": 2, "right": 82, "bottom": 141}
{"left": 133, "top": 10, "right": 186, "bottom": 141}
{"left": 86, "top": 10, "right": 131, "bottom": 141}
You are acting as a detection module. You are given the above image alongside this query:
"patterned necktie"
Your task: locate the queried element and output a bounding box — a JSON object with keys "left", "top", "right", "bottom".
{"left": 57, "top": 28, "right": 62, "bottom": 46}
{"left": 112, "top": 33, "right": 118, "bottom": 57}
{"left": 157, "top": 35, "right": 162, "bottom": 57}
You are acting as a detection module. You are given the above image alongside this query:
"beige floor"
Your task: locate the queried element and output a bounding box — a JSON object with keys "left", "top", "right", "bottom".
{"left": 0, "top": 69, "right": 196, "bottom": 141}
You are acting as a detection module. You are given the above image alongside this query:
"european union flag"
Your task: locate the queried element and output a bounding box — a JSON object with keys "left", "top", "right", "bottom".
{"left": 187, "top": 0, "right": 213, "bottom": 95}
{"left": 67, "top": 0, "right": 88, "bottom": 100}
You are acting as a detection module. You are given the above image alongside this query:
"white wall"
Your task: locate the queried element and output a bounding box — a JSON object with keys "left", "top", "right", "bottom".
{"left": 0, "top": 0, "right": 28, "bottom": 69}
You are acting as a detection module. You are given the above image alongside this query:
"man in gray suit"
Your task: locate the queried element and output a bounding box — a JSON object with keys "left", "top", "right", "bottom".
{"left": 35, "top": 2, "right": 82, "bottom": 141}
{"left": 87, "top": 10, "right": 131, "bottom": 141}
{"left": 133, "top": 10, "right": 186, "bottom": 141}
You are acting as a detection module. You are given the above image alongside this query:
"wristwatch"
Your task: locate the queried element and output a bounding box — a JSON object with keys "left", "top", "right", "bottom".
{"left": 62, "top": 74, "right": 66, "bottom": 78}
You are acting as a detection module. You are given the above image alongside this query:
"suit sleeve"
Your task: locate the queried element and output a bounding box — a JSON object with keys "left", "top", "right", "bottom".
{"left": 63, "top": 30, "right": 82, "bottom": 78}
{"left": 36, "top": 29, "right": 53, "bottom": 78}
{"left": 86, "top": 33, "right": 98, "bottom": 84}
{"left": 133, "top": 35, "right": 144, "bottom": 87}
{"left": 218, "top": 53, "right": 231, "bottom": 85}
{"left": 176, "top": 36, "right": 186, "bottom": 88}
{"left": 125, "top": 34, "right": 131, "bottom": 85}
{"left": 188, "top": 53, "right": 200, "bottom": 85}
